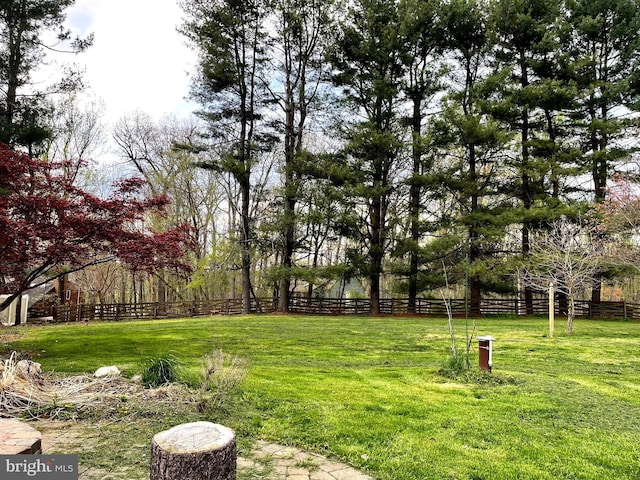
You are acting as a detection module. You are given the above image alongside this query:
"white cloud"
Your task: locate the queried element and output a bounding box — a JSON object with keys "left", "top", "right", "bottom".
{"left": 64, "top": 0, "right": 198, "bottom": 125}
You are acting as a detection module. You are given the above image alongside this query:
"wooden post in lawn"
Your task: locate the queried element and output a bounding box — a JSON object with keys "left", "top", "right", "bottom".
{"left": 549, "top": 282, "right": 555, "bottom": 338}
{"left": 150, "top": 422, "right": 236, "bottom": 480}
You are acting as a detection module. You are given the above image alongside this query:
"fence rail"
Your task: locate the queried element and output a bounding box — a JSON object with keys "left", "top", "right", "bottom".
{"left": 27, "top": 296, "right": 640, "bottom": 323}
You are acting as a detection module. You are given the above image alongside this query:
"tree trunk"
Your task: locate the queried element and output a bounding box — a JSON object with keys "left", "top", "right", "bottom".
{"left": 13, "top": 294, "right": 22, "bottom": 326}
{"left": 278, "top": 65, "right": 296, "bottom": 314}
{"left": 591, "top": 273, "right": 602, "bottom": 304}
{"left": 370, "top": 272, "right": 381, "bottom": 315}
{"left": 369, "top": 196, "right": 383, "bottom": 315}
{"left": 150, "top": 422, "right": 236, "bottom": 480}
{"left": 241, "top": 178, "right": 252, "bottom": 315}
{"left": 567, "top": 295, "right": 575, "bottom": 334}
{"left": 469, "top": 274, "right": 482, "bottom": 317}
{"left": 408, "top": 97, "right": 423, "bottom": 314}
{"left": 278, "top": 195, "right": 296, "bottom": 313}
{"left": 520, "top": 51, "right": 535, "bottom": 316}
{"left": 557, "top": 290, "right": 568, "bottom": 315}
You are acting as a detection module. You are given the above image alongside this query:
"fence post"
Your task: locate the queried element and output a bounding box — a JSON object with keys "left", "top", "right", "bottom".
{"left": 548, "top": 283, "right": 555, "bottom": 338}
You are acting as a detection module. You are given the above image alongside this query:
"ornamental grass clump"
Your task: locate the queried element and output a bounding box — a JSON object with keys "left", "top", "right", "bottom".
{"left": 439, "top": 263, "right": 477, "bottom": 379}
{"left": 141, "top": 354, "right": 179, "bottom": 388}
{"left": 197, "top": 349, "right": 249, "bottom": 411}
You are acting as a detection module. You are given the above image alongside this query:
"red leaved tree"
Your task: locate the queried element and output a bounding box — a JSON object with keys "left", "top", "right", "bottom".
{"left": 0, "top": 143, "right": 194, "bottom": 313}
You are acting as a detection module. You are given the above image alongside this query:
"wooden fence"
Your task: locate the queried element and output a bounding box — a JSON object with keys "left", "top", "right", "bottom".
{"left": 290, "top": 297, "right": 640, "bottom": 318}
{"left": 27, "top": 296, "right": 640, "bottom": 323}
{"left": 28, "top": 298, "right": 277, "bottom": 322}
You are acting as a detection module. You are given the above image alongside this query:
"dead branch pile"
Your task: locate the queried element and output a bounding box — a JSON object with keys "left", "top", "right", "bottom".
{"left": 1, "top": 352, "right": 193, "bottom": 419}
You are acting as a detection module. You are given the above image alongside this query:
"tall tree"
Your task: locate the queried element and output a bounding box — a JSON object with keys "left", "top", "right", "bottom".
{"left": 180, "top": 0, "right": 273, "bottom": 313}
{"left": 43, "top": 94, "right": 106, "bottom": 184}
{"left": 267, "top": 0, "right": 333, "bottom": 312}
{"left": 490, "top": 0, "right": 569, "bottom": 313}
{"left": 396, "top": 0, "right": 443, "bottom": 312}
{"left": 566, "top": 0, "right": 640, "bottom": 302}
{"left": 433, "top": 0, "right": 512, "bottom": 315}
{"left": 114, "top": 112, "right": 225, "bottom": 302}
{"left": 0, "top": 0, "right": 92, "bottom": 151}
{"left": 329, "top": 0, "right": 405, "bottom": 314}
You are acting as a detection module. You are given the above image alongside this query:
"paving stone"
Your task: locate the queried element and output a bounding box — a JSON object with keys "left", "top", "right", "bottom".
{"left": 310, "top": 472, "right": 337, "bottom": 480}
{"left": 237, "top": 457, "right": 258, "bottom": 469}
{"left": 274, "top": 446, "right": 299, "bottom": 457}
{"left": 0, "top": 418, "right": 42, "bottom": 454}
{"left": 320, "top": 460, "right": 355, "bottom": 473}
{"left": 274, "top": 464, "right": 289, "bottom": 475}
{"left": 262, "top": 442, "right": 287, "bottom": 454}
{"left": 287, "top": 466, "right": 311, "bottom": 476}
{"left": 331, "top": 468, "right": 372, "bottom": 480}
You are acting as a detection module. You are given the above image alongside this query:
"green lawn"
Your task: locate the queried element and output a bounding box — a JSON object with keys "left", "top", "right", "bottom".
{"left": 9, "top": 315, "right": 640, "bottom": 480}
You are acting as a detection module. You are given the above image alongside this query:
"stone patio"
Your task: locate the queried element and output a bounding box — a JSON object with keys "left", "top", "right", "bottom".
{"left": 0, "top": 418, "right": 43, "bottom": 454}
{"left": 238, "top": 440, "right": 373, "bottom": 480}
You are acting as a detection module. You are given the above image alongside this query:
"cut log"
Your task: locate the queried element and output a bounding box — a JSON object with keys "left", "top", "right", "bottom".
{"left": 150, "top": 422, "right": 236, "bottom": 480}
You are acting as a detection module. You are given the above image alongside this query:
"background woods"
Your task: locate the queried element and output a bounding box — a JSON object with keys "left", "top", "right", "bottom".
{"left": 2, "top": 0, "right": 640, "bottom": 317}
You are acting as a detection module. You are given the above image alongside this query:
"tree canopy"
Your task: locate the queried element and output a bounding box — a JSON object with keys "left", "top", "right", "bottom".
{"left": 4, "top": 0, "right": 640, "bottom": 314}
{"left": 0, "top": 0, "right": 92, "bottom": 152}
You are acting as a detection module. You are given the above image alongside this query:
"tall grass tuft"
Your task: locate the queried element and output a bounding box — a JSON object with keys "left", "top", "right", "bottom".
{"left": 197, "top": 349, "right": 249, "bottom": 411}
{"left": 441, "top": 262, "right": 477, "bottom": 377}
{"left": 141, "top": 354, "right": 179, "bottom": 388}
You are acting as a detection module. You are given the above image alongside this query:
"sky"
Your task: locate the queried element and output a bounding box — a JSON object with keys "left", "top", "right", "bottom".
{"left": 59, "top": 0, "right": 198, "bottom": 126}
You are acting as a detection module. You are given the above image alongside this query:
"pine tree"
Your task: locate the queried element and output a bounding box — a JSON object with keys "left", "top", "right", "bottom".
{"left": 0, "top": 0, "right": 91, "bottom": 152}
{"left": 490, "top": 0, "right": 576, "bottom": 313}
{"left": 328, "top": 0, "right": 405, "bottom": 314}
{"left": 268, "top": 0, "right": 333, "bottom": 312}
{"left": 433, "top": 0, "right": 512, "bottom": 316}
{"left": 566, "top": 0, "right": 640, "bottom": 302}
{"left": 396, "top": 0, "right": 444, "bottom": 312}
{"left": 180, "top": 0, "right": 274, "bottom": 313}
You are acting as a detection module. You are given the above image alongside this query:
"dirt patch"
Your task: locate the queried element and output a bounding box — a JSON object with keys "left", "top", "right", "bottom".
{"left": 38, "top": 420, "right": 118, "bottom": 480}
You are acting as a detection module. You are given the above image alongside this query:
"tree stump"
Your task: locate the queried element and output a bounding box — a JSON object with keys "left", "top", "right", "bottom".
{"left": 150, "top": 422, "right": 236, "bottom": 480}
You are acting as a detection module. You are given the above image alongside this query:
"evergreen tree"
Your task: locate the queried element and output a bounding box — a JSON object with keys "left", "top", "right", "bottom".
{"left": 490, "top": 0, "right": 575, "bottom": 312}
{"left": 566, "top": 0, "right": 640, "bottom": 302}
{"left": 395, "top": 0, "right": 444, "bottom": 312}
{"left": 0, "top": 0, "right": 91, "bottom": 152}
{"left": 267, "top": 0, "right": 334, "bottom": 312}
{"left": 433, "top": 0, "right": 512, "bottom": 315}
{"left": 180, "top": 0, "right": 274, "bottom": 313}
{"left": 328, "top": 0, "right": 405, "bottom": 314}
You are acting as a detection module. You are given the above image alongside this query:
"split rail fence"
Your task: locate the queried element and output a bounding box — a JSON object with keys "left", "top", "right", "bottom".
{"left": 27, "top": 296, "right": 640, "bottom": 323}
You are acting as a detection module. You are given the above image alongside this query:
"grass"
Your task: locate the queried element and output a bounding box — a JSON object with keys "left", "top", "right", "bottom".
{"left": 5, "top": 315, "right": 640, "bottom": 479}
